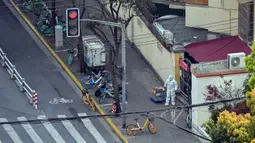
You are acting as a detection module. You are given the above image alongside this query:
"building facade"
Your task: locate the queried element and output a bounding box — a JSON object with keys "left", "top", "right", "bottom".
{"left": 185, "top": 0, "right": 238, "bottom": 36}
{"left": 237, "top": 0, "right": 254, "bottom": 45}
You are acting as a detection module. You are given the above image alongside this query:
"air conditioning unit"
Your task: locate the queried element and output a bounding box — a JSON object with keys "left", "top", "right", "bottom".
{"left": 163, "top": 30, "right": 174, "bottom": 45}
{"left": 227, "top": 52, "right": 246, "bottom": 69}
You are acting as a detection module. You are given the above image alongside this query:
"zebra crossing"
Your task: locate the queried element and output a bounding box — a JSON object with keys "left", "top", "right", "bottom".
{"left": 0, "top": 113, "right": 107, "bottom": 143}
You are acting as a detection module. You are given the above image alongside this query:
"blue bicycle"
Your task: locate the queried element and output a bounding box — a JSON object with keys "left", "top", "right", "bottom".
{"left": 97, "top": 80, "right": 128, "bottom": 104}
{"left": 80, "top": 70, "right": 110, "bottom": 88}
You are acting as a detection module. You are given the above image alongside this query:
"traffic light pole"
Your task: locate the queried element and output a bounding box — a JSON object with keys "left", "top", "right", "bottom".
{"left": 80, "top": 19, "right": 127, "bottom": 128}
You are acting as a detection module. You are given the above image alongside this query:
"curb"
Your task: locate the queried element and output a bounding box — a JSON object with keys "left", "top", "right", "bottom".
{"left": 7, "top": 1, "right": 128, "bottom": 142}
{"left": 100, "top": 3, "right": 188, "bottom": 106}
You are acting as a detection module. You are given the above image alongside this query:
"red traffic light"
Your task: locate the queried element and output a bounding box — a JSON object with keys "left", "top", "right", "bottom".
{"left": 69, "top": 11, "right": 78, "bottom": 19}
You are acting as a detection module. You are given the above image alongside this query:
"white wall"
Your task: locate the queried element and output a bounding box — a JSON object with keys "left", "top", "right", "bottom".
{"left": 209, "top": 0, "right": 238, "bottom": 9}
{"left": 191, "top": 72, "right": 248, "bottom": 127}
{"left": 186, "top": 0, "right": 238, "bottom": 35}
{"left": 127, "top": 16, "right": 175, "bottom": 80}
{"left": 105, "top": 4, "right": 176, "bottom": 81}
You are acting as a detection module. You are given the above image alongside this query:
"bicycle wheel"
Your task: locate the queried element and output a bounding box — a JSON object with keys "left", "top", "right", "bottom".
{"left": 91, "top": 102, "right": 96, "bottom": 112}
{"left": 82, "top": 95, "right": 89, "bottom": 105}
{"left": 148, "top": 122, "right": 157, "bottom": 134}
{"left": 99, "top": 94, "right": 105, "bottom": 104}
{"left": 126, "top": 124, "right": 138, "bottom": 136}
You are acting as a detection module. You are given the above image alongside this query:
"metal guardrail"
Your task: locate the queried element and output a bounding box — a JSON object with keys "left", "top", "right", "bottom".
{"left": 0, "top": 47, "right": 38, "bottom": 109}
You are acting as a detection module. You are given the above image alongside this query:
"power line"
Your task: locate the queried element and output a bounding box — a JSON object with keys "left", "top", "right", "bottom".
{"left": 0, "top": 1, "right": 245, "bottom": 31}
{"left": 0, "top": 1, "right": 246, "bottom": 46}
{"left": 157, "top": 18, "right": 238, "bottom": 30}
{"left": 158, "top": 117, "right": 211, "bottom": 141}
{"left": 0, "top": 2, "right": 104, "bottom": 17}
{"left": 0, "top": 96, "right": 245, "bottom": 125}
{"left": 0, "top": 0, "right": 244, "bottom": 40}
{"left": 46, "top": 25, "right": 238, "bottom": 49}
{"left": 0, "top": 106, "right": 39, "bottom": 117}
{"left": 0, "top": 0, "right": 103, "bottom": 9}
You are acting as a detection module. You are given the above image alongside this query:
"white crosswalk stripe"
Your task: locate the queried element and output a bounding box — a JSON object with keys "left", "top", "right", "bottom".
{"left": 38, "top": 115, "right": 65, "bottom": 143}
{"left": 78, "top": 113, "right": 107, "bottom": 143}
{"left": 57, "top": 115, "right": 87, "bottom": 143}
{"left": 0, "top": 118, "right": 23, "bottom": 143}
{"left": 17, "top": 116, "right": 43, "bottom": 143}
{"left": 0, "top": 113, "right": 106, "bottom": 143}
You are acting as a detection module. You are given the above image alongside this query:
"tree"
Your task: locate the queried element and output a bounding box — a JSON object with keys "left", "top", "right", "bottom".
{"left": 86, "top": 0, "right": 154, "bottom": 113}
{"left": 203, "top": 110, "right": 255, "bottom": 143}
{"left": 203, "top": 77, "right": 243, "bottom": 111}
{"left": 244, "top": 43, "right": 255, "bottom": 115}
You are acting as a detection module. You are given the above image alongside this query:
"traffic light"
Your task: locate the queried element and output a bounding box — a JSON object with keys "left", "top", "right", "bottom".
{"left": 66, "top": 8, "right": 80, "bottom": 37}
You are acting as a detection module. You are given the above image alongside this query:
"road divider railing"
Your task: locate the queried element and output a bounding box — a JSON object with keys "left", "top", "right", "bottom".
{"left": 0, "top": 47, "right": 38, "bottom": 109}
{"left": 5, "top": 0, "right": 128, "bottom": 140}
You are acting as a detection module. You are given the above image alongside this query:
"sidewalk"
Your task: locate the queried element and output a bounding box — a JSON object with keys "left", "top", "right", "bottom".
{"left": 10, "top": 0, "right": 201, "bottom": 142}
{"left": 57, "top": 40, "right": 201, "bottom": 143}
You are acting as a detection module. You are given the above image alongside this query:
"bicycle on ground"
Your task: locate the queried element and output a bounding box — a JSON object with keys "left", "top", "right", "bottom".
{"left": 81, "top": 89, "right": 96, "bottom": 111}
{"left": 80, "top": 70, "right": 110, "bottom": 87}
{"left": 126, "top": 112, "right": 157, "bottom": 136}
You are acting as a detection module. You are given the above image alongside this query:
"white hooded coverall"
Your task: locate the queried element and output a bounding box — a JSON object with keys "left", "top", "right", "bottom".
{"left": 164, "top": 75, "right": 178, "bottom": 106}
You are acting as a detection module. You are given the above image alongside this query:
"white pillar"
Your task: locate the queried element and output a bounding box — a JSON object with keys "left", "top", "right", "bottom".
{"left": 55, "top": 25, "right": 63, "bottom": 49}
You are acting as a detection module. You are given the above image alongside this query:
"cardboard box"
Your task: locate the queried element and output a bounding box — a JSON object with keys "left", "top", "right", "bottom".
{"left": 151, "top": 87, "right": 165, "bottom": 97}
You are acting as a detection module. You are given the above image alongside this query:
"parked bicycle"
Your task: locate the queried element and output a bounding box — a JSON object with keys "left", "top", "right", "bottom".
{"left": 126, "top": 112, "right": 157, "bottom": 136}
{"left": 49, "top": 98, "right": 73, "bottom": 104}
{"left": 67, "top": 48, "right": 79, "bottom": 65}
{"left": 22, "top": 0, "right": 45, "bottom": 13}
{"left": 96, "top": 80, "right": 128, "bottom": 104}
{"left": 34, "top": 11, "right": 54, "bottom": 37}
{"left": 80, "top": 70, "right": 110, "bottom": 88}
{"left": 81, "top": 89, "right": 96, "bottom": 111}
{"left": 33, "top": 7, "right": 65, "bottom": 36}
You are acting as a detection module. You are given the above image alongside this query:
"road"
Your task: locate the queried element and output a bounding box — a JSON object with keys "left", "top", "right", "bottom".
{"left": 0, "top": 0, "right": 119, "bottom": 142}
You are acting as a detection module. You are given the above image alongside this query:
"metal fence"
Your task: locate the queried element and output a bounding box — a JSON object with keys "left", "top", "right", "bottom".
{"left": 0, "top": 47, "right": 38, "bottom": 109}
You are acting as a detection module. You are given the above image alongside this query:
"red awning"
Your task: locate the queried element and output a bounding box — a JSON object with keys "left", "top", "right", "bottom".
{"left": 184, "top": 36, "right": 251, "bottom": 62}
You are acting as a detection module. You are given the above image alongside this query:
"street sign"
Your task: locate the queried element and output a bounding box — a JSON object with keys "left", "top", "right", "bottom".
{"left": 66, "top": 8, "right": 80, "bottom": 37}
{"left": 179, "top": 59, "right": 189, "bottom": 72}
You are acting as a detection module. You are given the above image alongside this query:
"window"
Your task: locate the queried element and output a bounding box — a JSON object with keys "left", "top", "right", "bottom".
{"left": 238, "top": 1, "right": 254, "bottom": 45}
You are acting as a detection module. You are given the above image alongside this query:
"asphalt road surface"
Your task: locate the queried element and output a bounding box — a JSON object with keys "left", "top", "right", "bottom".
{"left": 0, "top": 0, "right": 119, "bottom": 142}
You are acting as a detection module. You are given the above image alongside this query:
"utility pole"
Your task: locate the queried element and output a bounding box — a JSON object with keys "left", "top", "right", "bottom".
{"left": 121, "top": 20, "right": 127, "bottom": 128}
{"left": 51, "top": 0, "right": 56, "bottom": 28}
{"left": 80, "top": 19, "right": 127, "bottom": 128}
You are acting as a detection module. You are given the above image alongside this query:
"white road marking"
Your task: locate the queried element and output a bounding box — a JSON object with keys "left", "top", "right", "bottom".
{"left": 78, "top": 113, "right": 107, "bottom": 143}
{"left": 0, "top": 118, "right": 23, "bottom": 143}
{"left": 38, "top": 115, "right": 65, "bottom": 143}
{"left": 17, "top": 117, "right": 43, "bottom": 143}
{"left": 57, "top": 115, "right": 86, "bottom": 143}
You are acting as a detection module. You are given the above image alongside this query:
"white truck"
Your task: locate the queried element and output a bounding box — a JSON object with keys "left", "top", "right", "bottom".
{"left": 82, "top": 35, "right": 106, "bottom": 69}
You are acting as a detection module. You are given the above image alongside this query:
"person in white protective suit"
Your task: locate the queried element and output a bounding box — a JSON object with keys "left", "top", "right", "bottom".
{"left": 164, "top": 75, "right": 178, "bottom": 106}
